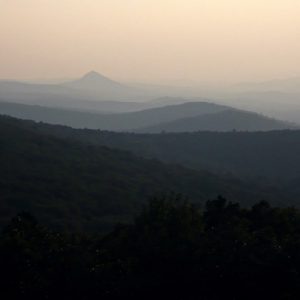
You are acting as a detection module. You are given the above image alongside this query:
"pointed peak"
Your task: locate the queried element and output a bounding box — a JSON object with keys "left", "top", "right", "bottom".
{"left": 82, "top": 71, "right": 107, "bottom": 80}
{"left": 78, "top": 71, "right": 122, "bottom": 86}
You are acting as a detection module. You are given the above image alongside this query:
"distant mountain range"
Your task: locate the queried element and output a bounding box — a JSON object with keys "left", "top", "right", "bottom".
{"left": 0, "top": 71, "right": 156, "bottom": 112}
{"left": 1, "top": 71, "right": 300, "bottom": 125}
{"left": 223, "top": 90, "right": 300, "bottom": 124}
{"left": 0, "top": 72, "right": 202, "bottom": 113}
{"left": 236, "top": 77, "right": 300, "bottom": 93}
{"left": 0, "top": 101, "right": 295, "bottom": 132}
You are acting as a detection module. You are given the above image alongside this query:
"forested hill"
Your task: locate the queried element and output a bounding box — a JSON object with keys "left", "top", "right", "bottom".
{"left": 0, "top": 115, "right": 276, "bottom": 232}
{"left": 12, "top": 117, "right": 300, "bottom": 182}
{"left": 136, "top": 109, "right": 294, "bottom": 133}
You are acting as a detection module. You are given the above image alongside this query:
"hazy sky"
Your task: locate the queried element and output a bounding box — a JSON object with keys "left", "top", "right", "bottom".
{"left": 1, "top": 0, "right": 300, "bottom": 83}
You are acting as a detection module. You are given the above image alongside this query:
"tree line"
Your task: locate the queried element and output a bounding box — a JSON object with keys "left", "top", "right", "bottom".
{"left": 1, "top": 195, "right": 300, "bottom": 299}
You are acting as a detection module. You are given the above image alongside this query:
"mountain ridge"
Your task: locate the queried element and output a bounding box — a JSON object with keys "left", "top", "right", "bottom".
{"left": 0, "top": 101, "right": 295, "bottom": 132}
{"left": 135, "top": 109, "right": 297, "bottom": 133}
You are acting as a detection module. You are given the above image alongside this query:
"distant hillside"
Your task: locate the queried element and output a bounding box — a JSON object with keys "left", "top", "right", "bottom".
{"left": 64, "top": 71, "right": 124, "bottom": 90}
{"left": 62, "top": 71, "right": 143, "bottom": 100}
{"left": 0, "top": 71, "right": 155, "bottom": 111}
{"left": 0, "top": 101, "right": 229, "bottom": 130}
{"left": 224, "top": 91, "right": 300, "bottom": 124}
{"left": 236, "top": 77, "right": 300, "bottom": 93}
{"left": 136, "top": 109, "right": 296, "bottom": 133}
{"left": 0, "top": 115, "right": 273, "bottom": 232}
{"left": 0, "top": 101, "right": 120, "bottom": 128}
{"left": 0, "top": 80, "right": 81, "bottom": 106}
{"left": 0, "top": 101, "right": 294, "bottom": 132}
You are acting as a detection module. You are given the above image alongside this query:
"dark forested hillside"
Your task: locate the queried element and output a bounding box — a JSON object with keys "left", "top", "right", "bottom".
{"left": 13, "top": 118, "right": 300, "bottom": 183}
{"left": 0, "top": 115, "right": 276, "bottom": 232}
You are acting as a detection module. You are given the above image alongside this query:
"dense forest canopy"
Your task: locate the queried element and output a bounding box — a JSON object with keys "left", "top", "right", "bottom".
{"left": 1, "top": 196, "right": 300, "bottom": 299}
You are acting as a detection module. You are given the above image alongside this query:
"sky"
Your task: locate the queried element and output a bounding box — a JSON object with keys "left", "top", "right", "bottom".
{"left": 0, "top": 0, "right": 300, "bottom": 83}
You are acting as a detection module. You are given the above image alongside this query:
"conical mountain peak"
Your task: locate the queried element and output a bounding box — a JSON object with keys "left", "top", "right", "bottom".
{"left": 81, "top": 71, "right": 112, "bottom": 82}
{"left": 62, "top": 70, "right": 138, "bottom": 98}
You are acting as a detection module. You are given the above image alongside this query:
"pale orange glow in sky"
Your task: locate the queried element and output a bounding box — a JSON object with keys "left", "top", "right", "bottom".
{"left": 0, "top": 0, "right": 300, "bottom": 82}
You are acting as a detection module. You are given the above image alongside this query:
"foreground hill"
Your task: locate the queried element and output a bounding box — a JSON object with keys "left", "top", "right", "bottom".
{"left": 0, "top": 116, "right": 274, "bottom": 232}
{"left": 1, "top": 100, "right": 293, "bottom": 132}
{"left": 136, "top": 109, "right": 294, "bottom": 132}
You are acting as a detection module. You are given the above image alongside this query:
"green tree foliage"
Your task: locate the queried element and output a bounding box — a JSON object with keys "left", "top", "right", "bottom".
{"left": 1, "top": 196, "right": 300, "bottom": 299}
